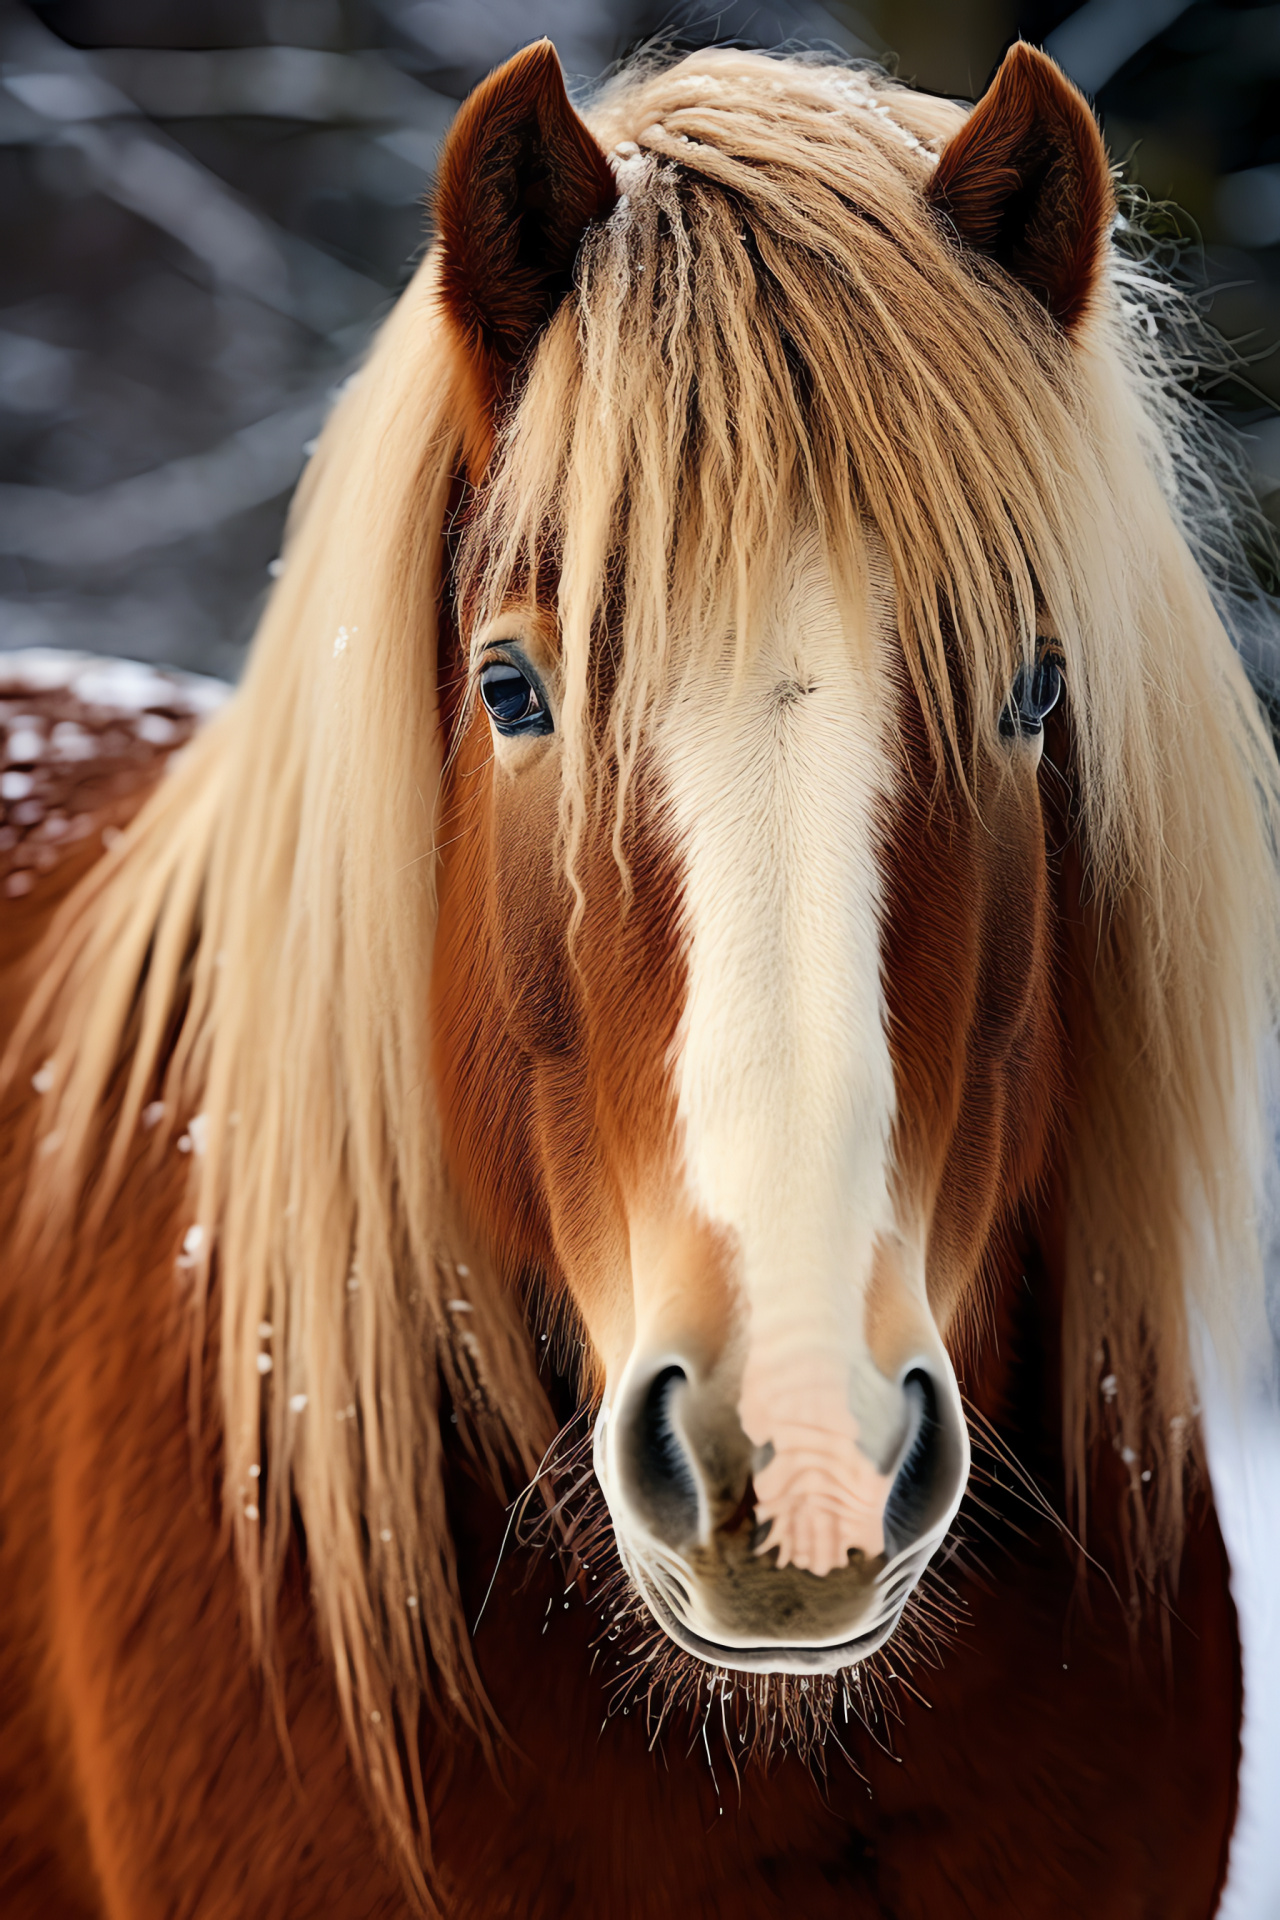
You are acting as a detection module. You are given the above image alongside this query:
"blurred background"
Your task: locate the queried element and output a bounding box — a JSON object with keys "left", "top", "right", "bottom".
{"left": 0, "top": 0, "right": 1277, "bottom": 680}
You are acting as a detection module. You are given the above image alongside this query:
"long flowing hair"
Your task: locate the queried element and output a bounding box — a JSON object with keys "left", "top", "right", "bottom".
{"left": 7, "top": 46, "right": 1279, "bottom": 1880}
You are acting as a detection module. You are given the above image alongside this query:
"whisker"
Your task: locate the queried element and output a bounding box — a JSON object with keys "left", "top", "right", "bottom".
{"left": 472, "top": 1407, "right": 591, "bottom": 1635}
{"left": 963, "top": 1399, "right": 1126, "bottom": 1613}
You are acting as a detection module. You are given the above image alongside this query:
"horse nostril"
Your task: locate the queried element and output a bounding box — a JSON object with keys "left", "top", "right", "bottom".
{"left": 883, "top": 1368, "right": 944, "bottom": 1556}
{"left": 628, "top": 1364, "right": 701, "bottom": 1543}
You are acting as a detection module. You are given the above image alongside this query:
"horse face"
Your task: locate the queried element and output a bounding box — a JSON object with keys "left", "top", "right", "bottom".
{"left": 431, "top": 38, "right": 1096, "bottom": 1670}
{"left": 434, "top": 534, "right": 1062, "bottom": 1669}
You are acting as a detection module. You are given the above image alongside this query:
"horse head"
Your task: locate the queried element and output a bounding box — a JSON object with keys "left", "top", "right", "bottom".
{"left": 428, "top": 40, "right": 1107, "bottom": 1671}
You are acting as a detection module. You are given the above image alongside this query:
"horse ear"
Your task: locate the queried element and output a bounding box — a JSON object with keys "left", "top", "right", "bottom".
{"left": 433, "top": 39, "right": 617, "bottom": 447}
{"left": 926, "top": 42, "right": 1113, "bottom": 335}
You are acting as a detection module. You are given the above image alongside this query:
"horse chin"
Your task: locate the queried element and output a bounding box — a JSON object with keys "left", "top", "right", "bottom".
{"left": 626, "top": 1562, "right": 912, "bottom": 1676}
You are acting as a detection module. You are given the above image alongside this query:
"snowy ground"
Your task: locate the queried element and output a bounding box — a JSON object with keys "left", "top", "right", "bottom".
{"left": 1202, "top": 1346, "right": 1280, "bottom": 1917}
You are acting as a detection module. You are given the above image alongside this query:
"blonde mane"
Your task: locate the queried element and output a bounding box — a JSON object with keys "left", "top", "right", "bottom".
{"left": 10, "top": 47, "right": 1280, "bottom": 1878}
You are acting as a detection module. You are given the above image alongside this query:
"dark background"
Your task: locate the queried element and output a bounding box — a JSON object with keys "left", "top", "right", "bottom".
{"left": 1, "top": 0, "right": 1277, "bottom": 681}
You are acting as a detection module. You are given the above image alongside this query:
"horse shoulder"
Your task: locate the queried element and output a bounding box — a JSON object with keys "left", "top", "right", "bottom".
{"left": 0, "top": 659, "right": 408, "bottom": 1918}
{"left": 0, "top": 1120, "right": 407, "bottom": 1917}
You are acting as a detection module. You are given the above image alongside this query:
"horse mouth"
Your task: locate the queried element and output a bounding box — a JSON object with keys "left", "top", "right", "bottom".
{"left": 614, "top": 1522, "right": 938, "bottom": 1675}
{"left": 623, "top": 1545, "right": 929, "bottom": 1673}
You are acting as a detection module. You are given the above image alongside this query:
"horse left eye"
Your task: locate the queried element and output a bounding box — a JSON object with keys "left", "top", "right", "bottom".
{"left": 479, "top": 659, "right": 551, "bottom": 736}
{"left": 1000, "top": 656, "right": 1062, "bottom": 739}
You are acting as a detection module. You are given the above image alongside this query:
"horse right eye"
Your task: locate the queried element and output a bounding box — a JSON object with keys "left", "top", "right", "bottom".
{"left": 479, "top": 658, "right": 553, "bottom": 737}
{"left": 999, "top": 653, "right": 1063, "bottom": 740}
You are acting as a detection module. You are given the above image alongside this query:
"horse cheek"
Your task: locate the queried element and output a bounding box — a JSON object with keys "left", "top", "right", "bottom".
{"left": 489, "top": 759, "right": 579, "bottom": 1061}
{"left": 432, "top": 756, "right": 554, "bottom": 1270}
{"left": 928, "top": 765, "right": 1063, "bottom": 1319}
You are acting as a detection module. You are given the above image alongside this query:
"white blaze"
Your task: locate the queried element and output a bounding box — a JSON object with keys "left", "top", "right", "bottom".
{"left": 660, "top": 536, "right": 902, "bottom": 1576}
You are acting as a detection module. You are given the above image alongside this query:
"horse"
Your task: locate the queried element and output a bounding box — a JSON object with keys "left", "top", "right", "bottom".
{"left": 2, "top": 36, "right": 1278, "bottom": 1918}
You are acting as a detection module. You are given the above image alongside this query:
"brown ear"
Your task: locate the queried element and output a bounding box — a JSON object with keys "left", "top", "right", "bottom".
{"left": 926, "top": 42, "right": 1113, "bottom": 334}
{"left": 434, "top": 40, "right": 617, "bottom": 438}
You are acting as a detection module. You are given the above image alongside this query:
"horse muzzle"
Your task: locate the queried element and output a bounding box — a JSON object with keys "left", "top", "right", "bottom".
{"left": 593, "top": 1344, "right": 969, "bottom": 1673}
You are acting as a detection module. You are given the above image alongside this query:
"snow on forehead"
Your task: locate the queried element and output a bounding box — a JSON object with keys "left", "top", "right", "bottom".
{"left": 821, "top": 72, "right": 933, "bottom": 159}
{"left": 609, "top": 64, "right": 933, "bottom": 167}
